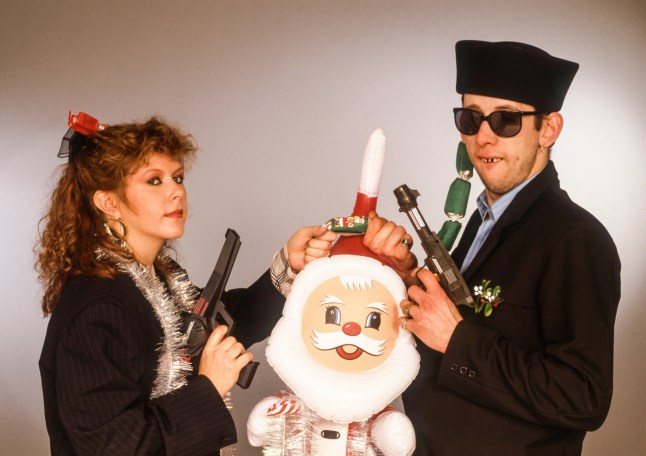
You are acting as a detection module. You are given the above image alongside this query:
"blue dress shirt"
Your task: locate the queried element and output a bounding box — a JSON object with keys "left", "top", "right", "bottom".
{"left": 460, "top": 174, "right": 539, "bottom": 272}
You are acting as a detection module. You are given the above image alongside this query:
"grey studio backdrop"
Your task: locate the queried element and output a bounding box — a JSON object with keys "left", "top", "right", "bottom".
{"left": 2, "top": 1, "right": 644, "bottom": 454}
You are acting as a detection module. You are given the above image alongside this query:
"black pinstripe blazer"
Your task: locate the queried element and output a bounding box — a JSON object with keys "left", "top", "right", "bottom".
{"left": 40, "top": 269, "right": 284, "bottom": 455}
{"left": 402, "top": 162, "right": 621, "bottom": 455}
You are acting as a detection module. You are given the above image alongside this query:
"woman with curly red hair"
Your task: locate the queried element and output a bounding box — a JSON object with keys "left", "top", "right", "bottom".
{"left": 36, "top": 112, "right": 335, "bottom": 455}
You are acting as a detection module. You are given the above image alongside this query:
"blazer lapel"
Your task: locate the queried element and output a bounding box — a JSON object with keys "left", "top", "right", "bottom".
{"left": 451, "top": 209, "right": 482, "bottom": 268}
{"left": 459, "top": 161, "right": 560, "bottom": 281}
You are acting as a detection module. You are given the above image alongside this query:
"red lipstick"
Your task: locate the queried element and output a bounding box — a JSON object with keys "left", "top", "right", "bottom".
{"left": 165, "top": 209, "right": 184, "bottom": 218}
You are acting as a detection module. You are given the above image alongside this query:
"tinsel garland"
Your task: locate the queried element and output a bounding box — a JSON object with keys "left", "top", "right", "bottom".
{"left": 260, "top": 391, "right": 377, "bottom": 456}
{"left": 96, "top": 249, "right": 197, "bottom": 398}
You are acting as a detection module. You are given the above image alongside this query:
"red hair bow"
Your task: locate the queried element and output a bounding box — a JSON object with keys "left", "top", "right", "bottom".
{"left": 68, "top": 111, "right": 107, "bottom": 135}
{"left": 58, "top": 111, "right": 107, "bottom": 159}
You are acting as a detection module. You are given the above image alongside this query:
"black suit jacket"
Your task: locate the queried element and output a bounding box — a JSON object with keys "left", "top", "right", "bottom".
{"left": 40, "top": 269, "right": 284, "bottom": 455}
{"left": 403, "top": 162, "right": 621, "bottom": 455}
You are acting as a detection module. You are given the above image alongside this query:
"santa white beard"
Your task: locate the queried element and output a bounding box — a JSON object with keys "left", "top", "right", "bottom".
{"left": 266, "top": 314, "right": 420, "bottom": 424}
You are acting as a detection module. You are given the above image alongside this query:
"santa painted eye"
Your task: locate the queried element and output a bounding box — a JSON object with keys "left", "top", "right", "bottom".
{"left": 365, "top": 312, "right": 381, "bottom": 330}
{"left": 325, "top": 306, "right": 341, "bottom": 325}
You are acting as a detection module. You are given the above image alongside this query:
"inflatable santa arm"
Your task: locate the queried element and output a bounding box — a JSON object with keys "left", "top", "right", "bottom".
{"left": 247, "top": 396, "right": 300, "bottom": 448}
{"left": 371, "top": 409, "right": 416, "bottom": 456}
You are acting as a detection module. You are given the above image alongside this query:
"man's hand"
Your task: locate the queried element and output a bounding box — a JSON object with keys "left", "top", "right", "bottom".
{"left": 399, "top": 268, "right": 463, "bottom": 353}
{"left": 198, "top": 325, "right": 253, "bottom": 397}
{"left": 363, "top": 211, "right": 418, "bottom": 284}
{"left": 286, "top": 226, "right": 337, "bottom": 272}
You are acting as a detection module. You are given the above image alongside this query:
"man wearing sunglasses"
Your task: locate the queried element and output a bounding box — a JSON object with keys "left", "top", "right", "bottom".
{"left": 365, "top": 40, "right": 621, "bottom": 455}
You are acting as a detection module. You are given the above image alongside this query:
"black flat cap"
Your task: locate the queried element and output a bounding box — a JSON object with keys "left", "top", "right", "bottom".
{"left": 455, "top": 40, "right": 579, "bottom": 112}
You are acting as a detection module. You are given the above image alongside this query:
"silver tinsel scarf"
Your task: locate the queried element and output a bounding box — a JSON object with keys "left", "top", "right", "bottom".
{"left": 98, "top": 249, "right": 197, "bottom": 398}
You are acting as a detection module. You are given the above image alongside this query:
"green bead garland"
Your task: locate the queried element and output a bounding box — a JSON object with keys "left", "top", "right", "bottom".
{"left": 437, "top": 142, "right": 473, "bottom": 250}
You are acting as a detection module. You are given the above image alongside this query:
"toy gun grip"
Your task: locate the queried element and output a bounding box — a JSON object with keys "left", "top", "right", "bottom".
{"left": 211, "top": 301, "right": 258, "bottom": 389}
{"left": 394, "top": 184, "right": 474, "bottom": 307}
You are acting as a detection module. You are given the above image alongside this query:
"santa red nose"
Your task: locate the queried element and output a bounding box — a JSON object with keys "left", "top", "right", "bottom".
{"left": 342, "top": 322, "right": 361, "bottom": 336}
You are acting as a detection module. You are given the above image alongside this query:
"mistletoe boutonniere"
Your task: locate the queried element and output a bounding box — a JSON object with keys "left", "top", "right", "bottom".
{"left": 473, "top": 279, "right": 503, "bottom": 317}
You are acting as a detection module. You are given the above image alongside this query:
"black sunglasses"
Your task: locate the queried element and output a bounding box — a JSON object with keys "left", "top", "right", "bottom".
{"left": 453, "top": 108, "right": 543, "bottom": 138}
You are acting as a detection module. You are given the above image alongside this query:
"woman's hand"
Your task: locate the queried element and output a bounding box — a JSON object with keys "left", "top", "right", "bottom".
{"left": 198, "top": 325, "right": 253, "bottom": 397}
{"left": 286, "top": 226, "right": 337, "bottom": 272}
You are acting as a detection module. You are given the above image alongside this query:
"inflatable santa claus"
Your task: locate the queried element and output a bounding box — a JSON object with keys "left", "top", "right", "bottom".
{"left": 247, "top": 129, "right": 420, "bottom": 455}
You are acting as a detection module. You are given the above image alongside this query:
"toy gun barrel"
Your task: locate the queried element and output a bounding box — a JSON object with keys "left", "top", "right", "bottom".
{"left": 394, "top": 184, "right": 474, "bottom": 308}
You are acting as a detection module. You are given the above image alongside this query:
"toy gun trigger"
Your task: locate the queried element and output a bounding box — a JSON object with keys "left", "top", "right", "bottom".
{"left": 209, "top": 300, "right": 235, "bottom": 336}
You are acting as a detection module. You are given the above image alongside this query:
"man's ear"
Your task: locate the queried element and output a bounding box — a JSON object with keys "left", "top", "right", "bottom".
{"left": 540, "top": 113, "right": 564, "bottom": 149}
{"left": 93, "top": 190, "right": 120, "bottom": 219}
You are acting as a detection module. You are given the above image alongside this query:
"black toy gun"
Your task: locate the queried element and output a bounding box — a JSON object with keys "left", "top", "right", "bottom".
{"left": 182, "top": 228, "right": 259, "bottom": 389}
{"left": 394, "top": 184, "right": 475, "bottom": 308}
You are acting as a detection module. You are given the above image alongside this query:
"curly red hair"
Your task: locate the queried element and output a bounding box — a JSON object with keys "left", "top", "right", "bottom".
{"left": 36, "top": 116, "right": 197, "bottom": 315}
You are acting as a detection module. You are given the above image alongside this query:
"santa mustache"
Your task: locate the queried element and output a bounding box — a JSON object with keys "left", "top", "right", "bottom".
{"left": 309, "top": 329, "right": 386, "bottom": 356}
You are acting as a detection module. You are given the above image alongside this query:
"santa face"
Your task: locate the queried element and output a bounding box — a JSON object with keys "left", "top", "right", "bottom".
{"left": 301, "top": 275, "right": 399, "bottom": 373}
{"left": 266, "top": 255, "right": 420, "bottom": 423}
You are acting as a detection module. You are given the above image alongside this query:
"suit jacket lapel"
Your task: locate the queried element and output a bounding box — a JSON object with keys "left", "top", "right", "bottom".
{"left": 451, "top": 209, "right": 482, "bottom": 268}
{"left": 458, "top": 161, "right": 560, "bottom": 281}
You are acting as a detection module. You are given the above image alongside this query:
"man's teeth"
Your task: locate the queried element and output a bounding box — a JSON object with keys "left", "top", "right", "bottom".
{"left": 481, "top": 158, "right": 501, "bottom": 163}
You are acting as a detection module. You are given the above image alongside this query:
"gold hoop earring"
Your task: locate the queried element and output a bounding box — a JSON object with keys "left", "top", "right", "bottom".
{"left": 104, "top": 218, "right": 128, "bottom": 249}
